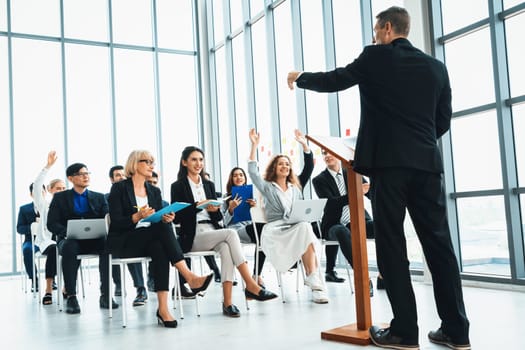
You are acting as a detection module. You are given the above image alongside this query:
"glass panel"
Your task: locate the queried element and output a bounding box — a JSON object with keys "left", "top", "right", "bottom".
{"left": 113, "top": 49, "right": 156, "bottom": 162}
{"left": 0, "top": 0, "right": 6, "bottom": 31}
{"left": 251, "top": 21, "right": 273, "bottom": 166}
{"left": 274, "top": 1, "right": 298, "bottom": 162}
{"left": 450, "top": 110, "right": 502, "bottom": 192}
{"left": 505, "top": 13, "right": 525, "bottom": 98}
{"left": 440, "top": 0, "right": 488, "bottom": 34}
{"left": 111, "top": 0, "right": 152, "bottom": 46}
{"left": 232, "top": 38, "right": 249, "bottom": 169}
{"left": 65, "top": 44, "right": 112, "bottom": 193}
{"left": 250, "top": 0, "right": 265, "bottom": 17}
{"left": 215, "top": 48, "right": 233, "bottom": 180}
{"left": 63, "top": 0, "right": 108, "bottom": 42}
{"left": 521, "top": 195, "right": 525, "bottom": 255}
{"left": 371, "top": 0, "right": 404, "bottom": 22}
{"left": 445, "top": 28, "right": 494, "bottom": 112}
{"left": 457, "top": 196, "right": 510, "bottom": 276}
{"left": 230, "top": 0, "right": 244, "bottom": 32}
{"left": 333, "top": 0, "right": 363, "bottom": 139}
{"left": 11, "top": 38, "right": 65, "bottom": 210}
{"left": 0, "top": 37, "right": 12, "bottom": 274}
{"left": 11, "top": 0, "right": 60, "bottom": 36}
{"left": 504, "top": 0, "right": 524, "bottom": 9}
{"left": 157, "top": 0, "right": 194, "bottom": 50}
{"left": 157, "top": 53, "right": 199, "bottom": 196}
{"left": 300, "top": 0, "right": 329, "bottom": 142}
{"left": 213, "top": 0, "right": 225, "bottom": 45}
{"left": 512, "top": 104, "right": 525, "bottom": 187}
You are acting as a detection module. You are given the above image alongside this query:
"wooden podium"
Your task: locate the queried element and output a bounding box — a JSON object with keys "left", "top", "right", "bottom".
{"left": 307, "top": 134, "right": 374, "bottom": 345}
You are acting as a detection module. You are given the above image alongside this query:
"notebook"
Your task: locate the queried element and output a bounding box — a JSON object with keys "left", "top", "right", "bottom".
{"left": 231, "top": 184, "right": 253, "bottom": 223}
{"left": 66, "top": 218, "right": 108, "bottom": 240}
{"left": 284, "top": 199, "right": 328, "bottom": 224}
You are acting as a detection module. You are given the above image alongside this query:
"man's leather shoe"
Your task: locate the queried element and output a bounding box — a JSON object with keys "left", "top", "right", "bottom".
{"left": 222, "top": 303, "right": 240, "bottom": 317}
{"left": 99, "top": 295, "right": 119, "bottom": 309}
{"left": 428, "top": 328, "right": 470, "bottom": 350}
{"left": 369, "top": 279, "right": 374, "bottom": 297}
{"left": 377, "top": 276, "right": 385, "bottom": 290}
{"left": 114, "top": 284, "right": 122, "bottom": 297}
{"left": 245, "top": 288, "right": 278, "bottom": 301}
{"left": 369, "top": 325, "right": 419, "bottom": 350}
{"left": 65, "top": 296, "right": 81, "bottom": 314}
{"left": 133, "top": 287, "right": 148, "bottom": 306}
{"left": 325, "top": 270, "right": 345, "bottom": 283}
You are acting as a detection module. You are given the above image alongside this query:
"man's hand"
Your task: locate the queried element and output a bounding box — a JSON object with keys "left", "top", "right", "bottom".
{"left": 287, "top": 71, "right": 301, "bottom": 90}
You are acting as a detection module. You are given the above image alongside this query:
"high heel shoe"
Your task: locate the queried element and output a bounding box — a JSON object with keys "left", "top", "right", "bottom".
{"left": 190, "top": 273, "right": 213, "bottom": 294}
{"left": 156, "top": 309, "right": 178, "bottom": 328}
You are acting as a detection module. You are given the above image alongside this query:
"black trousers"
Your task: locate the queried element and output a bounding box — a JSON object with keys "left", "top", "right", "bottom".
{"left": 41, "top": 244, "right": 57, "bottom": 279}
{"left": 370, "top": 168, "right": 469, "bottom": 343}
{"left": 111, "top": 222, "right": 184, "bottom": 292}
{"left": 58, "top": 238, "right": 109, "bottom": 297}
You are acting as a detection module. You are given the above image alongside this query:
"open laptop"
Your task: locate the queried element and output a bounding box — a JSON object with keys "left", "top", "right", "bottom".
{"left": 66, "top": 218, "right": 108, "bottom": 240}
{"left": 284, "top": 198, "right": 328, "bottom": 224}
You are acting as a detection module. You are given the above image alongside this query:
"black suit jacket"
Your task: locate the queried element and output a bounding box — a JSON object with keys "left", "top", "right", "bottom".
{"left": 16, "top": 202, "right": 37, "bottom": 243}
{"left": 312, "top": 168, "right": 372, "bottom": 235}
{"left": 170, "top": 177, "right": 223, "bottom": 253}
{"left": 296, "top": 38, "right": 451, "bottom": 176}
{"left": 107, "top": 178, "right": 168, "bottom": 252}
{"left": 47, "top": 189, "right": 108, "bottom": 242}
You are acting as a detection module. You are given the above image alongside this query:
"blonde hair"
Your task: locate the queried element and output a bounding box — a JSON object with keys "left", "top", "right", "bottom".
{"left": 47, "top": 179, "right": 65, "bottom": 191}
{"left": 124, "top": 150, "right": 155, "bottom": 177}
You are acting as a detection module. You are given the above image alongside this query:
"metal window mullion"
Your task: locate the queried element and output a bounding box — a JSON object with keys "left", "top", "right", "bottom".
{"left": 193, "top": 0, "right": 205, "bottom": 156}
{"left": 243, "top": 0, "right": 256, "bottom": 131}
{"left": 488, "top": 0, "right": 524, "bottom": 280}
{"left": 108, "top": 0, "right": 118, "bottom": 164}
{"left": 290, "top": 0, "right": 305, "bottom": 142}
{"left": 60, "top": 0, "right": 69, "bottom": 167}
{"left": 322, "top": 0, "right": 340, "bottom": 137}
{"left": 224, "top": 0, "right": 238, "bottom": 176}
{"left": 151, "top": 0, "right": 164, "bottom": 187}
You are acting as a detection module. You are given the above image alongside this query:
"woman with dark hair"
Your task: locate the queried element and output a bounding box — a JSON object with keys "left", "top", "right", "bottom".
{"left": 170, "top": 146, "right": 278, "bottom": 318}
{"left": 107, "top": 149, "right": 213, "bottom": 328}
{"left": 247, "top": 129, "right": 329, "bottom": 304}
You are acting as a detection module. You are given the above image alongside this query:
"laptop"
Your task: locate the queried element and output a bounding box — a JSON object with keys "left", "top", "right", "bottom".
{"left": 66, "top": 218, "right": 108, "bottom": 240}
{"left": 285, "top": 198, "right": 328, "bottom": 224}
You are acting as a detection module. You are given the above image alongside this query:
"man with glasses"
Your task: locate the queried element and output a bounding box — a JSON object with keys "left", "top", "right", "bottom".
{"left": 48, "top": 163, "right": 118, "bottom": 314}
{"left": 288, "top": 6, "right": 469, "bottom": 350}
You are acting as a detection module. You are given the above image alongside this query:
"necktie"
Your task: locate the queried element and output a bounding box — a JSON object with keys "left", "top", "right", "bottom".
{"left": 336, "top": 173, "right": 350, "bottom": 225}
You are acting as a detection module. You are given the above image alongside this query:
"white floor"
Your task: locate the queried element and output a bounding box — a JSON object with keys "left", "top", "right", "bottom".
{"left": 3, "top": 267, "right": 524, "bottom": 350}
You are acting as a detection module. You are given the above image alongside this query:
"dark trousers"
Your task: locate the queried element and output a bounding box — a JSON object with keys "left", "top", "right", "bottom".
{"left": 111, "top": 222, "right": 184, "bottom": 292}
{"left": 325, "top": 219, "right": 374, "bottom": 271}
{"left": 22, "top": 242, "right": 57, "bottom": 280}
{"left": 112, "top": 263, "right": 144, "bottom": 288}
{"left": 58, "top": 238, "right": 109, "bottom": 297}
{"left": 370, "top": 168, "right": 469, "bottom": 343}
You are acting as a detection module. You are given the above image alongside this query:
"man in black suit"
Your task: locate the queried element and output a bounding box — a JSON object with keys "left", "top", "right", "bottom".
{"left": 312, "top": 149, "right": 380, "bottom": 297}
{"left": 48, "top": 163, "right": 118, "bottom": 314}
{"left": 288, "top": 6, "right": 469, "bottom": 350}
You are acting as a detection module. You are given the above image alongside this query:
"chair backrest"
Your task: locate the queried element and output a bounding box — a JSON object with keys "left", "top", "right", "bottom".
{"left": 249, "top": 206, "right": 267, "bottom": 224}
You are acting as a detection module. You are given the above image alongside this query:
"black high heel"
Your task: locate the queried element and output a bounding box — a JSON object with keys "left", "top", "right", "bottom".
{"left": 190, "top": 273, "right": 213, "bottom": 294}
{"left": 156, "top": 309, "right": 177, "bottom": 328}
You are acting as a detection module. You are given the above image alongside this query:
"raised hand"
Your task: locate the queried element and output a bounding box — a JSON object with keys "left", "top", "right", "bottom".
{"left": 46, "top": 150, "right": 58, "bottom": 169}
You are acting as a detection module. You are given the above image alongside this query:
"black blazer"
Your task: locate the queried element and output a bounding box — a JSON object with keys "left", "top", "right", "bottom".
{"left": 47, "top": 189, "right": 108, "bottom": 242}
{"left": 170, "top": 177, "right": 223, "bottom": 253}
{"left": 16, "top": 202, "right": 37, "bottom": 243}
{"left": 296, "top": 38, "right": 451, "bottom": 176}
{"left": 312, "top": 168, "right": 372, "bottom": 235}
{"left": 107, "top": 178, "right": 168, "bottom": 252}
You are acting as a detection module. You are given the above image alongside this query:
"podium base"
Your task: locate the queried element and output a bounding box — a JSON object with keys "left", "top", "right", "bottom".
{"left": 321, "top": 323, "right": 371, "bottom": 345}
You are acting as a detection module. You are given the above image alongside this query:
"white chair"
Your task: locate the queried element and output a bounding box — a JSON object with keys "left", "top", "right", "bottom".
{"left": 173, "top": 250, "right": 217, "bottom": 319}
{"left": 30, "top": 232, "right": 47, "bottom": 301}
{"left": 108, "top": 255, "right": 151, "bottom": 327}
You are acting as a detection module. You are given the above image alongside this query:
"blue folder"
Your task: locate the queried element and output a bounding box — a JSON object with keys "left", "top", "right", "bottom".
{"left": 141, "top": 202, "right": 191, "bottom": 223}
{"left": 231, "top": 185, "right": 253, "bottom": 223}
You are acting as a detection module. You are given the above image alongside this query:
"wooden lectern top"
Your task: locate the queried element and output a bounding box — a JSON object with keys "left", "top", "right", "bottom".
{"left": 305, "top": 135, "right": 356, "bottom": 166}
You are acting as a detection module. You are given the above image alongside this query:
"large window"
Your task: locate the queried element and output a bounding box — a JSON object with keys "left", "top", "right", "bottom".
{"left": 505, "top": 12, "right": 525, "bottom": 98}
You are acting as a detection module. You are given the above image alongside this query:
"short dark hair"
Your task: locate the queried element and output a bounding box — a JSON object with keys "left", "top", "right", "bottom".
{"left": 376, "top": 6, "right": 410, "bottom": 36}
{"left": 108, "top": 165, "right": 124, "bottom": 179}
{"left": 151, "top": 171, "right": 159, "bottom": 179}
{"left": 29, "top": 183, "right": 45, "bottom": 194}
{"left": 66, "top": 163, "right": 87, "bottom": 177}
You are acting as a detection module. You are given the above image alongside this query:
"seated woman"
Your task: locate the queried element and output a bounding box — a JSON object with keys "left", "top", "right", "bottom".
{"left": 170, "top": 146, "right": 278, "bottom": 318}
{"left": 247, "top": 128, "right": 329, "bottom": 304}
{"left": 32, "top": 151, "right": 67, "bottom": 304}
{"left": 107, "top": 150, "right": 213, "bottom": 328}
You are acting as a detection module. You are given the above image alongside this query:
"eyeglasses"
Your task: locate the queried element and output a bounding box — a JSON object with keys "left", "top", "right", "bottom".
{"left": 139, "top": 159, "right": 155, "bottom": 166}
{"left": 73, "top": 172, "right": 91, "bottom": 177}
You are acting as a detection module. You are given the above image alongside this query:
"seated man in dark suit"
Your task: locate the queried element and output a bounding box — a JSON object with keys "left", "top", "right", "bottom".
{"left": 47, "top": 163, "right": 118, "bottom": 314}
{"left": 312, "top": 150, "right": 382, "bottom": 296}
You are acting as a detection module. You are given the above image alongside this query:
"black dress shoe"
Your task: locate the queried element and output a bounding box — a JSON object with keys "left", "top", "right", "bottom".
{"left": 99, "top": 295, "right": 119, "bottom": 309}
{"left": 369, "top": 279, "right": 374, "bottom": 297}
{"left": 377, "top": 276, "right": 385, "bottom": 290}
{"left": 428, "top": 328, "right": 470, "bottom": 350}
{"left": 133, "top": 286, "right": 148, "bottom": 306}
{"left": 156, "top": 309, "right": 178, "bottom": 328}
{"left": 65, "top": 296, "right": 81, "bottom": 314}
{"left": 52, "top": 281, "right": 57, "bottom": 290}
{"left": 214, "top": 271, "right": 221, "bottom": 283}
{"left": 325, "top": 271, "right": 345, "bottom": 283}
{"left": 190, "top": 273, "right": 213, "bottom": 294}
{"left": 245, "top": 288, "right": 278, "bottom": 301}
{"left": 114, "top": 284, "right": 122, "bottom": 297}
{"left": 369, "top": 325, "right": 419, "bottom": 350}
{"left": 222, "top": 303, "right": 240, "bottom": 317}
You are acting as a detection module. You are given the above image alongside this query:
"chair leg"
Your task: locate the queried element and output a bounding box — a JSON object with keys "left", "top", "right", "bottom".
{"left": 120, "top": 263, "right": 127, "bottom": 328}
{"left": 57, "top": 254, "right": 63, "bottom": 311}
{"left": 79, "top": 261, "right": 86, "bottom": 298}
{"left": 276, "top": 271, "right": 285, "bottom": 303}
{"left": 108, "top": 255, "right": 113, "bottom": 319}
